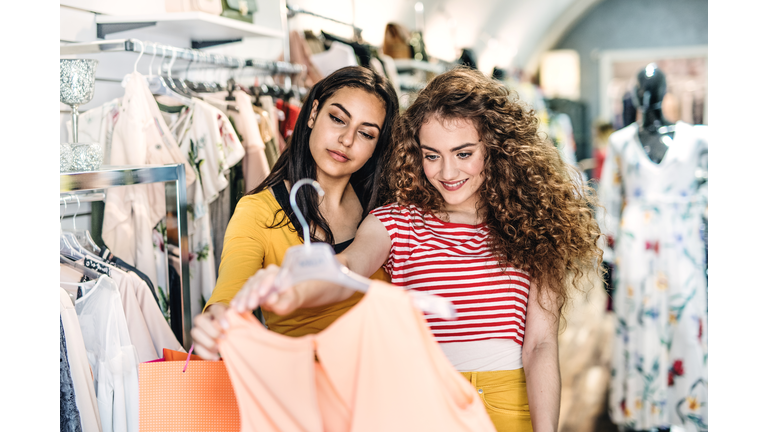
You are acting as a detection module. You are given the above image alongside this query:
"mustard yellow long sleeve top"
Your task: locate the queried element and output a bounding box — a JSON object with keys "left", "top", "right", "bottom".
{"left": 205, "top": 189, "right": 390, "bottom": 337}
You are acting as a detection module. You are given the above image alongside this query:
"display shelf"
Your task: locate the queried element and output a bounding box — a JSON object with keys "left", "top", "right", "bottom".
{"left": 95, "top": 12, "right": 284, "bottom": 47}
{"left": 60, "top": 164, "right": 193, "bottom": 351}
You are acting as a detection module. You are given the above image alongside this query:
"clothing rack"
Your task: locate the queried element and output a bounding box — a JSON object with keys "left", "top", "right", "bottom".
{"left": 286, "top": 4, "right": 363, "bottom": 41}
{"left": 60, "top": 192, "right": 107, "bottom": 204}
{"left": 60, "top": 164, "right": 193, "bottom": 350}
{"left": 60, "top": 39, "right": 306, "bottom": 76}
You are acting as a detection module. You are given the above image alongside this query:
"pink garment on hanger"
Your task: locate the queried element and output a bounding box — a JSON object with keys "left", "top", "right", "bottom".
{"left": 233, "top": 91, "right": 270, "bottom": 192}
{"left": 289, "top": 30, "right": 323, "bottom": 88}
{"left": 218, "top": 281, "right": 495, "bottom": 432}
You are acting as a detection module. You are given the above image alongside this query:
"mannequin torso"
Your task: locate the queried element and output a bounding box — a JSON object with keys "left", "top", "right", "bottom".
{"left": 635, "top": 64, "right": 675, "bottom": 164}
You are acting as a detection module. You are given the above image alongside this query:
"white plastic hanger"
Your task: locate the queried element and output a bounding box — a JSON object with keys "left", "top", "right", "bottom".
{"left": 60, "top": 196, "right": 85, "bottom": 260}
{"left": 144, "top": 45, "right": 194, "bottom": 106}
{"left": 271, "top": 179, "right": 458, "bottom": 320}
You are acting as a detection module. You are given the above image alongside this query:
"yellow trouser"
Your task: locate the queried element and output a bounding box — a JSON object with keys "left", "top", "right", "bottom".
{"left": 460, "top": 369, "right": 533, "bottom": 432}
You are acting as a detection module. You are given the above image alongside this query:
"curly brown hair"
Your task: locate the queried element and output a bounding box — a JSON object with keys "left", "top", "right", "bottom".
{"left": 385, "top": 67, "right": 603, "bottom": 318}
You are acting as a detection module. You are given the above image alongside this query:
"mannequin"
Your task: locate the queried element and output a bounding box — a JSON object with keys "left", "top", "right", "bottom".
{"left": 598, "top": 63, "right": 708, "bottom": 432}
{"left": 635, "top": 63, "right": 675, "bottom": 164}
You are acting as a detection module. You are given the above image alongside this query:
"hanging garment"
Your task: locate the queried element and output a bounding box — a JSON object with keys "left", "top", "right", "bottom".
{"left": 598, "top": 122, "right": 708, "bottom": 431}
{"left": 549, "top": 113, "right": 587, "bottom": 184}
{"left": 201, "top": 90, "right": 270, "bottom": 272}
{"left": 206, "top": 90, "right": 272, "bottom": 192}
{"left": 61, "top": 318, "right": 84, "bottom": 432}
{"left": 75, "top": 72, "right": 197, "bottom": 289}
{"left": 259, "top": 96, "right": 287, "bottom": 154}
{"left": 275, "top": 99, "right": 300, "bottom": 140}
{"left": 60, "top": 288, "right": 103, "bottom": 432}
{"left": 253, "top": 105, "right": 279, "bottom": 169}
{"left": 209, "top": 167, "right": 233, "bottom": 276}
{"left": 218, "top": 281, "right": 496, "bottom": 432}
{"left": 75, "top": 275, "right": 140, "bottom": 432}
{"left": 100, "top": 247, "right": 160, "bottom": 308}
{"left": 377, "top": 52, "right": 403, "bottom": 102}
{"left": 310, "top": 41, "right": 359, "bottom": 78}
{"left": 62, "top": 262, "right": 156, "bottom": 362}
{"left": 159, "top": 97, "right": 245, "bottom": 316}
{"left": 62, "top": 261, "right": 183, "bottom": 362}
{"left": 289, "top": 30, "right": 324, "bottom": 88}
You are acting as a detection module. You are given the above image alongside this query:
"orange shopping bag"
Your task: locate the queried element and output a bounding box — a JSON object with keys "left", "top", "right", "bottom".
{"left": 138, "top": 348, "right": 240, "bottom": 432}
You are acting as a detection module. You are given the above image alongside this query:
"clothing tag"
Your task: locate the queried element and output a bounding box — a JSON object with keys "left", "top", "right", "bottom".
{"left": 84, "top": 257, "right": 111, "bottom": 277}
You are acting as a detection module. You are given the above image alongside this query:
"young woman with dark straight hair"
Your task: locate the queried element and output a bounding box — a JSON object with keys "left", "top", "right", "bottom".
{"left": 191, "top": 66, "right": 399, "bottom": 359}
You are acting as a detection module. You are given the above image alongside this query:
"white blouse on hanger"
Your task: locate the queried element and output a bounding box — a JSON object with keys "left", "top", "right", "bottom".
{"left": 75, "top": 275, "right": 140, "bottom": 432}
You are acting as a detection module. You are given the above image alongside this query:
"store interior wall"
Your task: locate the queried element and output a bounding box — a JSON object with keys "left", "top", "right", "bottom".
{"left": 554, "top": 0, "right": 708, "bottom": 142}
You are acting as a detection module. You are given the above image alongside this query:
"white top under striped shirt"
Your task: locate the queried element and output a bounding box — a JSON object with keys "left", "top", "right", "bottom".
{"left": 370, "top": 203, "right": 531, "bottom": 348}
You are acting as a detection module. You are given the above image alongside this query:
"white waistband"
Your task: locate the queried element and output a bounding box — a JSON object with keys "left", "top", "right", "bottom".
{"left": 439, "top": 339, "right": 522, "bottom": 372}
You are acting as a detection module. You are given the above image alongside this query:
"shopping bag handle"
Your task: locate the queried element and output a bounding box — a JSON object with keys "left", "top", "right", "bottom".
{"left": 183, "top": 343, "right": 194, "bottom": 373}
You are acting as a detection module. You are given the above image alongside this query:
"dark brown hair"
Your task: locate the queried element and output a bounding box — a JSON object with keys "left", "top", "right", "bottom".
{"left": 386, "top": 67, "right": 603, "bottom": 317}
{"left": 249, "top": 66, "right": 399, "bottom": 245}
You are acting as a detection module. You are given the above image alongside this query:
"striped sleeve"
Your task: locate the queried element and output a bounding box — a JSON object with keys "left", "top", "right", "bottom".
{"left": 370, "top": 203, "right": 410, "bottom": 278}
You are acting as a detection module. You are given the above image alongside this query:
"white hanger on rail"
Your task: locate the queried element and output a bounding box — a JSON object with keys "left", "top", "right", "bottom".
{"left": 60, "top": 196, "right": 84, "bottom": 261}
{"left": 270, "top": 179, "right": 458, "bottom": 320}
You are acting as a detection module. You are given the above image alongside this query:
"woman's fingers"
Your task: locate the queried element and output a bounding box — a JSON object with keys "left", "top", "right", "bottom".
{"left": 207, "top": 303, "right": 229, "bottom": 330}
{"left": 232, "top": 274, "right": 260, "bottom": 312}
{"left": 191, "top": 314, "right": 221, "bottom": 361}
{"left": 191, "top": 338, "right": 220, "bottom": 361}
{"left": 268, "top": 287, "right": 299, "bottom": 316}
{"left": 190, "top": 327, "right": 220, "bottom": 360}
{"left": 231, "top": 265, "right": 282, "bottom": 313}
{"left": 249, "top": 266, "right": 280, "bottom": 310}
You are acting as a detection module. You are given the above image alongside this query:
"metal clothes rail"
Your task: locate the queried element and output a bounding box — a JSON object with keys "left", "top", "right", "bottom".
{"left": 60, "top": 164, "right": 193, "bottom": 351}
{"left": 60, "top": 39, "right": 306, "bottom": 75}
{"left": 286, "top": 4, "right": 362, "bottom": 41}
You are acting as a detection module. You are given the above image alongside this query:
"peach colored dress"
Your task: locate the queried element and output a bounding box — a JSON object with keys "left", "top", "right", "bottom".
{"left": 218, "top": 281, "right": 496, "bottom": 432}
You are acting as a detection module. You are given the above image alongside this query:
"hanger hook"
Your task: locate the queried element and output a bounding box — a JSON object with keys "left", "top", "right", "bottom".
{"left": 289, "top": 179, "right": 325, "bottom": 247}
{"left": 133, "top": 39, "right": 145, "bottom": 74}
{"left": 60, "top": 196, "right": 68, "bottom": 222}
{"left": 168, "top": 49, "right": 177, "bottom": 81}
{"left": 148, "top": 43, "right": 158, "bottom": 78}
{"left": 237, "top": 58, "right": 245, "bottom": 82}
{"left": 185, "top": 50, "right": 196, "bottom": 81}
{"left": 158, "top": 45, "right": 166, "bottom": 76}
{"left": 72, "top": 194, "right": 81, "bottom": 231}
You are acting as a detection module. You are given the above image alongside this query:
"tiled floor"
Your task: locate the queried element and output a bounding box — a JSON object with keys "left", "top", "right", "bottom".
{"left": 557, "top": 276, "right": 619, "bottom": 432}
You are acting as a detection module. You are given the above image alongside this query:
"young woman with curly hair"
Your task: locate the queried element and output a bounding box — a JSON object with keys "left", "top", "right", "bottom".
{"left": 229, "top": 67, "right": 603, "bottom": 432}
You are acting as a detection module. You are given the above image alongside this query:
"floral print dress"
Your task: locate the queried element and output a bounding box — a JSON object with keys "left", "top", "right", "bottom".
{"left": 598, "top": 122, "right": 708, "bottom": 431}
{"left": 160, "top": 99, "right": 245, "bottom": 318}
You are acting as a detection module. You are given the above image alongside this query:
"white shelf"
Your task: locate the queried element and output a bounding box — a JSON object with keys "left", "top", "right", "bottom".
{"left": 95, "top": 12, "right": 284, "bottom": 43}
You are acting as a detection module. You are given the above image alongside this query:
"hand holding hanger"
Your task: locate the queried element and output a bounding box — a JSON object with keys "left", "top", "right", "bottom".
{"left": 229, "top": 179, "right": 458, "bottom": 320}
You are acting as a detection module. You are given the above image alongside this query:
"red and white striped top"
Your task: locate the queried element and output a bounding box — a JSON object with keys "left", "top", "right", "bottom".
{"left": 370, "top": 203, "right": 530, "bottom": 345}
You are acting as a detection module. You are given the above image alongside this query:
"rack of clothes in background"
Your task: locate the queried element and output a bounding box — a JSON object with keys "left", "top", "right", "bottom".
{"left": 283, "top": 5, "right": 451, "bottom": 108}
{"left": 488, "top": 68, "right": 589, "bottom": 181}
{"left": 60, "top": 165, "right": 189, "bottom": 432}
{"left": 59, "top": 39, "right": 306, "bottom": 432}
